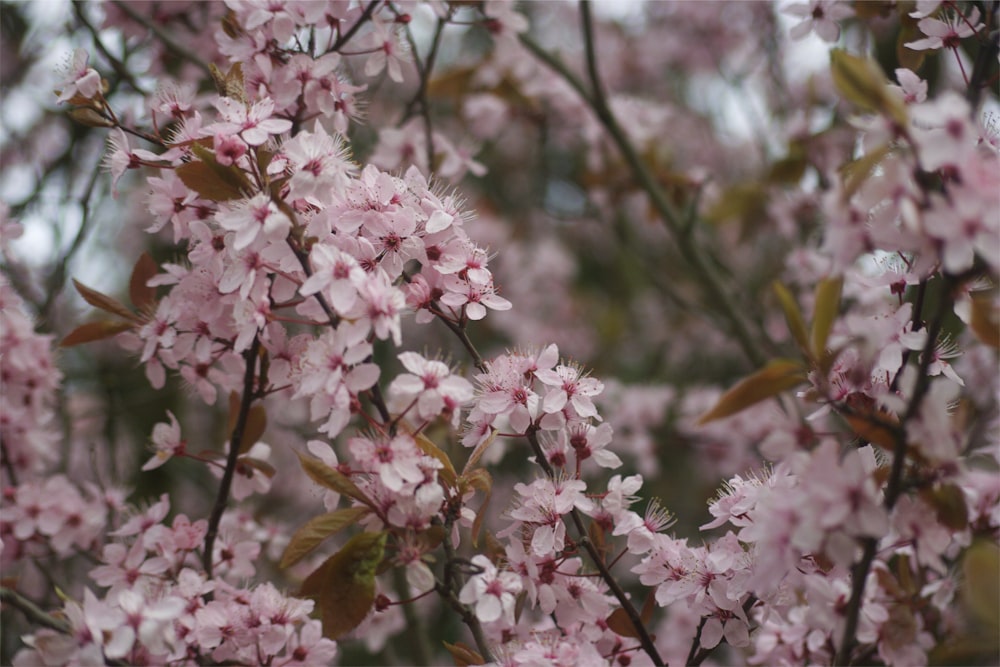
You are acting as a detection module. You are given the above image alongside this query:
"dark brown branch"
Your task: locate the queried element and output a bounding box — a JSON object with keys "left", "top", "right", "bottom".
{"left": 202, "top": 335, "right": 261, "bottom": 578}
{"left": 331, "top": 0, "right": 382, "bottom": 53}
{"left": 833, "top": 276, "right": 953, "bottom": 665}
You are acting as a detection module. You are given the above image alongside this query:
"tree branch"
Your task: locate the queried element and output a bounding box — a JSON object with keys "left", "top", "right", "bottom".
{"left": 110, "top": 0, "right": 212, "bottom": 76}
{"left": 202, "top": 334, "right": 261, "bottom": 578}
{"left": 833, "top": 276, "right": 954, "bottom": 665}
{"left": 519, "top": 4, "right": 767, "bottom": 368}
{"left": 0, "top": 587, "right": 71, "bottom": 634}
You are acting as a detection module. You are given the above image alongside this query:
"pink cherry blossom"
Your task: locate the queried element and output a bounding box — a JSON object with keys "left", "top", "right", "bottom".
{"left": 458, "top": 554, "right": 522, "bottom": 625}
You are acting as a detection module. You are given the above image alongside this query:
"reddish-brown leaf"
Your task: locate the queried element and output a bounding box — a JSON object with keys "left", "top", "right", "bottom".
{"left": 300, "top": 531, "right": 386, "bottom": 640}
{"left": 443, "top": 641, "right": 485, "bottom": 666}
{"left": 60, "top": 320, "right": 134, "bottom": 347}
{"left": 129, "top": 252, "right": 159, "bottom": 312}
{"left": 697, "top": 359, "right": 807, "bottom": 425}
{"left": 72, "top": 279, "right": 139, "bottom": 322}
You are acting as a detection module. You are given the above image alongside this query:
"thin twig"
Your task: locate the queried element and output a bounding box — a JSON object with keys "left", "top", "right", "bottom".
{"left": 0, "top": 587, "right": 71, "bottom": 634}
{"left": 437, "top": 513, "right": 496, "bottom": 662}
{"left": 525, "top": 426, "right": 665, "bottom": 666}
{"left": 110, "top": 0, "right": 212, "bottom": 76}
{"left": 519, "top": 5, "right": 767, "bottom": 368}
{"left": 73, "top": 2, "right": 146, "bottom": 94}
{"left": 39, "top": 154, "right": 104, "bottom": 328}
{"left": 331, "top": 0, "right": 382, "bottom": 53}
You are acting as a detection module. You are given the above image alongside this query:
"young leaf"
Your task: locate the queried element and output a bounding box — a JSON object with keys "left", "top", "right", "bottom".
{"left": 462, "top": 428, "right": 498, "bottom": 476}
{"left": 969, "top": 291, "right": 999, "bottom": 349}
{"left": 210, "top": 61, "right": 247, "bottom": 102}
{"left": 176, "top": 161, "right": 244, "bottom": 202}
{"left": 697, "top": 359, "right": 807, "bottom": 425}
{"left": 129, "top": 252, "right": 158, "bottom": 311}
{"left": 811, "top": 276, "right": 843, "bottom": 360}
{"left": 236, "top": 456, "right": 275, "bottom": 479}
{"left": 190, "top": 142, "right": 253, "bottom": 194}
{"left": 606, "top": 593, "right": 654, "bottom": 640}
{"left": 300, "top": 531, "right": 387, "bottom": 640}
{"left": 460, "top": 468, "right": 492, "bottom": 546}
{"left": 68, "top": 108, "right": 115, "bottom": 128}
{"left": 921, "top": 483, "right": 969, "bottom": 531}
{"left": 443, "top": 641, "right": 485, "bottom": 666}
{"left": 413, "top": 432, "right": 457, "bottom": 488}
{"left": 829, "top": 49, "right": 907, "bottom": 126}
{"left": 72, "top": 279, "right": 140, "bottom": 323}
{"left": 773, "top": 281, "right": 811, "bottom": 357}
{"left": 235, "top": 404, "right": 267, "bottom": 455}
{"left": 60, "top": 320, "right": 134, "bottom": 347}
{"left": 961, "top": 540, "right": 1000, "bottom": 629}
{"left": 842, "top": 393, "right": 900, "bottom": 449}
{"left": 606, "top": 607, "right": 641, "bottom": 639}
{"left": 296, "top": 451, "right": 366, "bottom": 504}
{"left": 838, "top": 143, "right": 892, "bottom": 199}
{"left": 280, "top": 507, "right": 371, "bottom": 569}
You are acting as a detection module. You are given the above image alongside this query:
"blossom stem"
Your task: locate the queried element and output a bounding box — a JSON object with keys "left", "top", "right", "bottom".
{"left": 202, "top": 334, "right": 261, "bottom": 580}
{"left": 437, "top": 518, "right": 496, "bottom": 662}
{"left": 526, "top": 426, "right": 665, "bottom": 666}
{"left": 402, "top": 9, "right": 451, "bottom": 169}
{"left": 331, "top": 0, "right": 382, "bottom": 53}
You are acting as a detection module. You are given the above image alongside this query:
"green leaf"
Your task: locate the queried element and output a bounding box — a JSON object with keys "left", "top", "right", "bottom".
{"left": 704, "top": 183, "right": 768, "bottom": 225}
{"left": 443, "top": 641, "right": 485, "bottom": 666}
{"left": 68, "top": 108, "right": 115, "bottom": 128}
{"left": 60, "top": 320, "right": 134, "bottom": 347}
{"left": 838, "top": 143, "right": 893, "bottom": 199}
{"left": 921, "top": 483, "right": 969, "bottom": 531}
{"left": 830, "top": 49, "right": 908, "bottom": 126}
{"left": 811, "top": 276, "right": 843, "bottom": 361}
{"left": 300, "top": 531, "right": 387, "bottom": 640}
{"left": 129, "top": 252, "right": 159, "bottom": 312}
{"left": 773, "top": 282, "right": 811, "bottom": 358}
{"left": 697, "top": 359, "right": 807, "bottom": 425}
{"left": 767, "top": 144, "right": 808, "bottom": 184}
{"left": 296, "top": 451, "right": 367, "bottom": 505}
{"left": 962, "top": 540, "right": 1000, "bottom": 629}
{"left": 280, "top": 507, "right": 371, "bottom": 569}
{"left": 210, "top": 61, "right": 247, "bottom": 102}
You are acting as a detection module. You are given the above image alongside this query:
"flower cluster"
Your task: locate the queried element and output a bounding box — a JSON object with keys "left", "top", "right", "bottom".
{"left": 2, "top": 1, "right": 997, "bottom": 667}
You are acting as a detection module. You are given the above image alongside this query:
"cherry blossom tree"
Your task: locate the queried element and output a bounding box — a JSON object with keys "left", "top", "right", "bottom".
{"left": 1, "top": 1, "right": 998, "bottom": 666}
